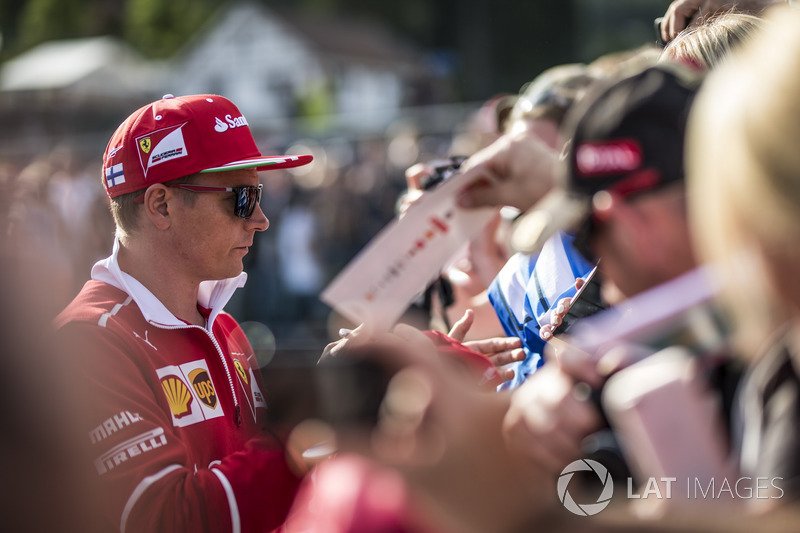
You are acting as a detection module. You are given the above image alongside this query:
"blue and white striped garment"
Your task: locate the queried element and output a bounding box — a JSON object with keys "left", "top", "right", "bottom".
{"left": 488, "top": 232, "right": 595, "bottom": 390}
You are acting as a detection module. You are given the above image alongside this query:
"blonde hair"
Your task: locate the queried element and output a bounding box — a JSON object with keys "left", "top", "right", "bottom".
{"left": 108, "top": 173, "right": 199, "bottom": 241}
{"left": 589, "top": 44, "right": 662, "bottom": 78}
{"left": 508, "top": 64, "right": 601, "bottom": 128}
{"left": 662, "top": 12, "right": 764, "bottom": 70}
{"left": 506, "top": 47, "right": 662, "bottom": 132}
{"left": 687, "top": 6, "right": 800, "bottom": 355}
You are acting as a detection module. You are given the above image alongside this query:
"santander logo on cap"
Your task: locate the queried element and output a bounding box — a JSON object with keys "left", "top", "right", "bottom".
{"left": 576, "top": 139, "right": 642, "bottom": 177}
{"left": 214, "top": 114, "right": 249, "bottom": 133}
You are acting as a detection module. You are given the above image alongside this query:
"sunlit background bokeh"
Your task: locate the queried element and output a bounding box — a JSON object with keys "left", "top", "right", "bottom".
{"left": 0, "top": 0, "right": 670, "bottom": 359}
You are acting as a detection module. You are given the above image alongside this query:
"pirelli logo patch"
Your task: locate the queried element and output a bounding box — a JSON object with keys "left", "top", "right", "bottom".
{"left": 95, "top": 428, "right": 167, "bottom": 475}
{"left": 156, "top": 360, "right": 224, "bottom": 428}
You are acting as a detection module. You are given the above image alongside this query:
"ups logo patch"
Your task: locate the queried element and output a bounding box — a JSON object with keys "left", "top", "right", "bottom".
{"left": 189, "top": 369, "right": 217, "bottom": 409}
{"left": 155, "top": 360, "right": 224, "bottom": 428}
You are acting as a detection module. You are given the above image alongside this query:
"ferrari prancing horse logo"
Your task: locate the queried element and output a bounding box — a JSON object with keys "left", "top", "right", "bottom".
{"left": 139, "top": 137, "right": 151, "bottom": 154}
{"left": 234, "top": 360, "right": 248, "bottom": 384}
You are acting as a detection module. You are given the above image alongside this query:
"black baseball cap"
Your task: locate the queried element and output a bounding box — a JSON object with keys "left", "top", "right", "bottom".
{"left": 511, "top": 64, "right": 703, "bottom": 254}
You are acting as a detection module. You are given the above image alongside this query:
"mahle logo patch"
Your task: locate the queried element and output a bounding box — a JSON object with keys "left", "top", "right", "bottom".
{"left": 189, "top": 368, "right": 217, "bottom": 409}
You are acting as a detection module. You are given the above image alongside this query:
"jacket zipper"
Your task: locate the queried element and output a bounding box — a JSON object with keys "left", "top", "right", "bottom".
{"left": 151, "top": 323, "right": 242, "bottom": 426}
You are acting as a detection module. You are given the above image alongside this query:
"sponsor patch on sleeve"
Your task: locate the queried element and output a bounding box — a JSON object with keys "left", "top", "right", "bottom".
{"left": 156, "top": 360, "right": 224, "bottom": 428}
{"left": 88, "top": 410, "right": 143, "bottom": 445}
{"left": 232, "top": 355, "right": 267, "bottom": 420}
{"left": 94, "top": 427, "right": 168, "bottom": 475}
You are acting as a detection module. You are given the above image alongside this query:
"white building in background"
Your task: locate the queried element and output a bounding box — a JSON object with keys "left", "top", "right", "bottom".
{"left": 0, "top": 1, "right": 445, "bottom": 158}
{"left": 0, "top": 35, "right": 160, "bottom": 101}
{"left": 0, "top": 36, "right": 162, "bottom": 160}
{"left": 169, "top": 1, "right": 431, "bottom": 132}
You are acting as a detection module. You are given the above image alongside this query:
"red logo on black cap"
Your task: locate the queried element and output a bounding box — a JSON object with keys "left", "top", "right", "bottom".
{"left": 576, "top": 139, "right": 642, "bottom": 177}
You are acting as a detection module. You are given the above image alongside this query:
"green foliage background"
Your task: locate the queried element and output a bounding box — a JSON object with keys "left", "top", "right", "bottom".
{"left": 0, "top": 0, "right": 668, "bottom": 100}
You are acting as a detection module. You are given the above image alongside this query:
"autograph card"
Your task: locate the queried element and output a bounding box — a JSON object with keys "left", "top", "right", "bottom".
{"left": 321, "top": 174, "right": 496, "bottom": 331}
{"left": 568, "top": 266, "right": 724, "bottom": 359}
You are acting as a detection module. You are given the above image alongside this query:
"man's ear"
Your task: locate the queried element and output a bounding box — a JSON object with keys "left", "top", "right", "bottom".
{"left": 142, "top": 185, "right": 172, "bottom": 230}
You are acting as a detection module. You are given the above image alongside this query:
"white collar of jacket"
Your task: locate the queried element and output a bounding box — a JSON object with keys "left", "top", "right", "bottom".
{"left": 91, "top": 237, "right": 247, "bottom": 330}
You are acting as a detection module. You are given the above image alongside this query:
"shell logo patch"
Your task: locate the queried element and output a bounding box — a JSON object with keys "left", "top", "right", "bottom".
{"left": 156, "top": 360, "right": 224, "bottom": 427}
{"left": 161, "top": 376, "right": 193, "bottom": 418}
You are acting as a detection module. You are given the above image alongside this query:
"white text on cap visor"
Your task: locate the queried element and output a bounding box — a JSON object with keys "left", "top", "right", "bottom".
{"left": 576, "top": 140, "right": 642, "bottom": 176}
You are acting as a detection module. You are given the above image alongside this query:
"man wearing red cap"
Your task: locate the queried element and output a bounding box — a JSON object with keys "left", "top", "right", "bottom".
{"left": 54, "top": 94, "right": 312, "bottom": 532}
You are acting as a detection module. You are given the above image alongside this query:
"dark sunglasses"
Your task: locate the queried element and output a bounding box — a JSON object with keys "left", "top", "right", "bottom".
{"left": 168, "top": 183, "right": 263, "bottom": 219}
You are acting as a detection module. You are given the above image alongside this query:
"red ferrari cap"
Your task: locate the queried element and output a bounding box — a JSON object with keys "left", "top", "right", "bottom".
{"left": 101, "top": 94, "right": 312, "bottom": 198}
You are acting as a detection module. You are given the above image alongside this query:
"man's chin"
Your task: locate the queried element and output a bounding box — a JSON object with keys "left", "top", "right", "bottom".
{"left": 208, "top": 264, "right": 245, "bottom": 282}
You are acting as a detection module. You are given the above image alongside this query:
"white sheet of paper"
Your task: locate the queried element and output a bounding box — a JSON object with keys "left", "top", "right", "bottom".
{"left": 569, "top": 266, "right": 722, "bottom": 359}
{"left": 321, "top": 173, "right": 497, "bottom": 331}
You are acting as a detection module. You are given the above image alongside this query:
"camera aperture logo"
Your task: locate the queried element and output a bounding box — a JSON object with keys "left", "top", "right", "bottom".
{"left": 558, "top": 459, "right": 614, "bottom": 516}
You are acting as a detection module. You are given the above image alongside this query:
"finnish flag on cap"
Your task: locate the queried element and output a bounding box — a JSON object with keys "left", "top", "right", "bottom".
{"left": 105, "top": 163, "right": 125, "bottom": 188}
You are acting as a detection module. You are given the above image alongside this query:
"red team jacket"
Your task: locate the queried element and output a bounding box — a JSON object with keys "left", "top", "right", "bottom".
{"left": 54, "top": 242, "right": 300, "bottom": 532}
